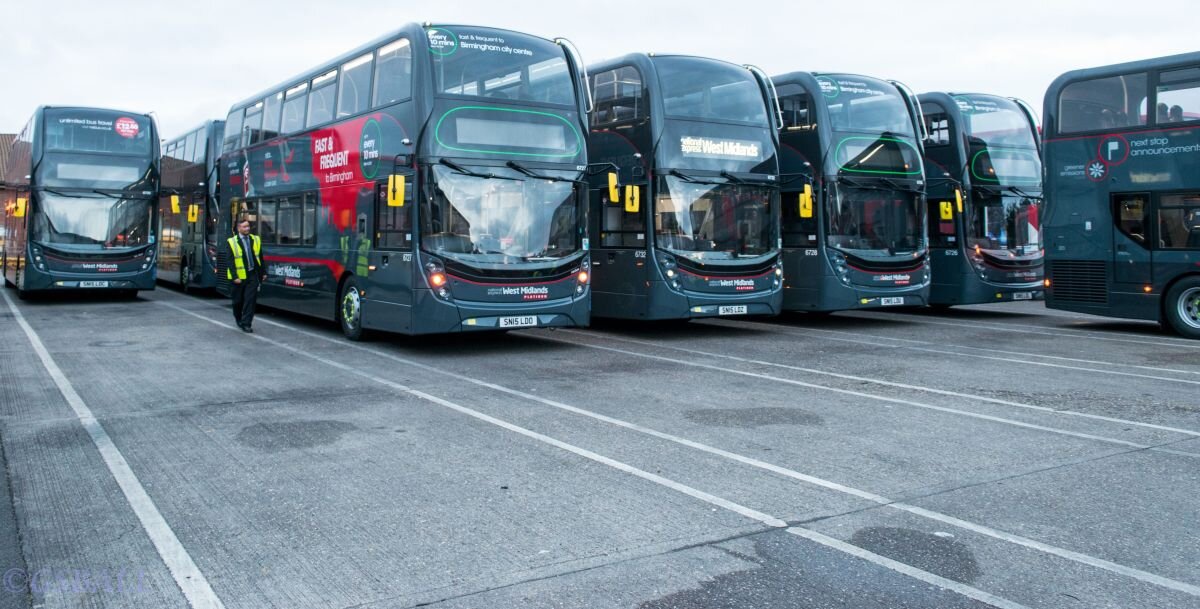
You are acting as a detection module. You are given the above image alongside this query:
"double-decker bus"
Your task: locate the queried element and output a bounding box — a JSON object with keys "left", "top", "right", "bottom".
{"left": 919, "top": 92, "right": 1044, "bottom": 306}
{"left": 2, "top": 107, "right": 160, "bottom": 298}
{"left": 157, "top": 120, "right": 223, "bottom": 292}
{"left": 586, "top": 54, "right": 783, "bottom": 320}
{"left": 217, "top": 23, "right": 592, "bottom": 338}
{"left": 772, "top": 73, "right": 929, "bottom": 313}
{"left": 1043, "top": 52, "right": 1200, "bottom": 338}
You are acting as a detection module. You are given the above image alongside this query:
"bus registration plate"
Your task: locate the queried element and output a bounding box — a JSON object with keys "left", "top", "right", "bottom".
{"left": 718, "top": 305, "right": 748, "bottom": 316}
{"left": 881, "top": 297, "right": 904, "bottom": 306}
{"left": 1012, "top": 292, "right": 1033, "bottom": 301}
{"left": 79, "top": 281, "right": 110, "bottom": 288}
{"left": 498, "top": 315, "right": 538, "bottom": 328}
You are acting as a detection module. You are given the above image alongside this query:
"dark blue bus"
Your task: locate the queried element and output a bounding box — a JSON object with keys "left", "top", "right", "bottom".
{"left": 586, "top": 54, "right": 783, "bottom": 320}
{"left": 919, "top": 92, "right": 1044, "bottom": 306}
{"left": 2, "top": 107, "right": 160, "bottom": 297}
{"left": 1043, "top": 52, "right": 1200, "bottom": 338}
{"left": 216, "top": 24, "right": 592, "bottom": 339}
{"left": 772, "top": 73, "right": 930, "bottom": 313}
{"left": 157, "top": 120, "right": 223, "bottom": 292}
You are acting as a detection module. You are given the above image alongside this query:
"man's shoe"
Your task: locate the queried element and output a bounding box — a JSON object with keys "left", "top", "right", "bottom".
{"left": 241, "top": 326, "right": 253, "bottom": 333}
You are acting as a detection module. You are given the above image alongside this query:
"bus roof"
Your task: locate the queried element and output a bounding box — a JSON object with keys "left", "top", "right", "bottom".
{"left": 227, "top": 23, "right": 564, "bottom": 113}
{"left": 588, "top": 53, "right": 751, "bottom": 77}
{"left": 35, "top": 105, "right": 153, "bottom": 120}
{"left": 1045, "top": 51, "right": 1200, "bottom": 97}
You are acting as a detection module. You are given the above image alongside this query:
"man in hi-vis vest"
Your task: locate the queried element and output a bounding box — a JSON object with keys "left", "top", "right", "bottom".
{"left": 225, "top": 218, "right": 266, "bottom": 332}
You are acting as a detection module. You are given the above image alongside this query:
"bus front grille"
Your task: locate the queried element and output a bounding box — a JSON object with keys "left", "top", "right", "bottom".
{"left": 1049, "top": 260, "right": 1108, "bottom": 304}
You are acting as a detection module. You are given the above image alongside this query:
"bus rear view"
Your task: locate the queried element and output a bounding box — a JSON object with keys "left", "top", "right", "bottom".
{"left": 3, "top": 107, "right": 160, "bottom": 297}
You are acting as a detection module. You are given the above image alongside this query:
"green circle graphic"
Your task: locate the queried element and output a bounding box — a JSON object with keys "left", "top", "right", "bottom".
{"left": 360, "top": 119, "right": 382, "bottom": 180}
{"left": 817, "top": 76, "right": 841, "bottom": 99}
{"left": 427, "top": 28, "right": 459, "bottom": 56}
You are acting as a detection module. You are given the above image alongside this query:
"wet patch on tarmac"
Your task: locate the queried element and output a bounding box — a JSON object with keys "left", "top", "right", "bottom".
{"left": 639, "top": 530, "right": 989, "bottom": 609}
{"left": 235, "top": 420, "right": 357, "bottom": 452}
{"left": 685, "top": 407, "right": 823, "bottom": 428}
{"left": 848, "top": 526, "right": 982, "bottom": 584}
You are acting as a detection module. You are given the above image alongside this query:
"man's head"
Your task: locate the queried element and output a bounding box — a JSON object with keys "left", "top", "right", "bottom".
{"left": 237, "top": 219, "right": 251, "bottom": 236}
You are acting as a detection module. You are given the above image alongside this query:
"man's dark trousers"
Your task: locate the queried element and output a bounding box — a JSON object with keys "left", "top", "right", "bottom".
{"left": 230, "top": 274, "right": 261, "bottom": 328}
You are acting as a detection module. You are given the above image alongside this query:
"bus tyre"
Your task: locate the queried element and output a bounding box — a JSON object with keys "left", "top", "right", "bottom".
{"left": 1165, "top": 277, "right": 1200, "bottom": 339}
{"left": 179, "top": 262, "right": 191, "bottom": 294}
{"left": 339, "top": 277, "right": 366, "bottom": 341}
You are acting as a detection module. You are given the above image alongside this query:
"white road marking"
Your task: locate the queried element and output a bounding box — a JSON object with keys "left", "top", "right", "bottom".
{"left": 540, "top": 333, "right": 1190, "bottom": 454}
{"left": 754, "top": 319, "right": 1200, "bottom": 376}
{"left": 785, "top": 527, "right": 1034, "bottom": 609}
{"left": 158, "top": 301, "right": 784, "bottom": 529}
{"left": 159, "top": 294, "right": 1200, "bottom": 599}
{"left": 734, "top": 320, "right": 1200, "bottom": 387}
{"left": 574, "top": 327, "right": 1200, "bottom": 439}
{"left": 154, "top": 299, "right": 1051, "bottom": 608}
{"left": 3, "top": 290, "right": 226, "bottom": 609}
{"left": 860, "top": 310, "right": 1200, "bottom": 350}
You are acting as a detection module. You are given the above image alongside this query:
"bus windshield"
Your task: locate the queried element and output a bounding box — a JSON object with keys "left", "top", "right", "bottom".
{"left": 422, "top": 165, "right": 581, "bottom": 264}
{"left": 42, "top": 108, "right": 152, "bottom": 156}
{"left": 966, "top": 192, "right": 1042, "bottom": 255}
{"left": 818, "top": 75, "right": 915, "bottom": 137}
{"left": 427, "top": 26, "right": 575, "bottom": 106}
{"left": 656, "top": 175, "right": 776, "bottom": 260}
{"left": 32, "top": 192, "right": 154, "bottom": 250}
{"left": 827, "top": 184, "right": 923, "bottom": 258}
{"left": 652, "top": 57, "right": 768, "bottom": 125}
{"left": 956, "top": 95, "right": 1038, "bottom": 149}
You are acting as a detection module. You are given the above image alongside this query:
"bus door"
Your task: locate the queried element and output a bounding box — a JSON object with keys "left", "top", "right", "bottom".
{"left": 1112, "top": 193, "right": 1153, "bottom": 286}
{"left": 785, "top": 184, "right": 822, "bottom": 293}
{"left": 4, "top": 187, "right": 30, "bottom": 283}
{"left": 364, "top": 173, "right": 415, "bottom": 331}
{"left": 592, "top": 179, "right": 646, "bottom": 315}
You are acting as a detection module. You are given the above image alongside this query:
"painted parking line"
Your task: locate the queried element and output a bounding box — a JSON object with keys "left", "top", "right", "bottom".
{"left": 152, "top": 297, "right": 1044, "bottom": 609}
{"left": 575, "top": 325, "right": 1200, "bottom": 439}
{"left": 743, "top": 318, "right": 1200, "bottom": 377}
{"left": 731, "top": 319, "right": 1200, "bottom": 387}
{"left": 543, "top": 332, "right": 1199, "bottom": 457}
{"left": 855, "top": 310, "right": 1200, "bottom": 350}
{"left": 2, "top": 290, "right": 227, "bottom": 609}
{"left": 158, "top": 293, "right": 1200, "bottom": 600}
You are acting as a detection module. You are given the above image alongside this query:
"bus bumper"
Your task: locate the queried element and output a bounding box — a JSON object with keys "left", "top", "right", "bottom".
{"left": 784, "top": 276, "right": 929, "bottom": 312}
{"left": 410, "top": 289, "right": 591, "bottom": 334}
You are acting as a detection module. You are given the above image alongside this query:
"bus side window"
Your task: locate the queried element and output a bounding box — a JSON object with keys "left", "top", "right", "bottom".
{"left": 1157, "top": 193, "right": 1200, "bottom": 249}
{"left": 373, "top": 39, "right": 413, "bottom": 107}
{"left": 1059, "top": 73, "right": 1148, "bottom": 134}
{"left": 596, "top": 187, "right": 642, "bottom": 248}
{"left": 591, "top": 66, "right": 646, "bottom": 127}
{"left": 375, "top": 181, "right": 412, "bottom": 250}
{"left": 928, "top": 199, "right": 956, "bottom": 247}
{"left": 779, "top": 93, "right": 812, "bottom": 131}
{"left": 258, "top": 198, "right": 278, "bottom": 244}
{"left": 1113, "top": 193, "right": 1149, "bottom": 246}
{"left": 1156, "top": 67, "right": 1200, "bottom": 124}
{"left": 921, "top": 105, "right": 950, "bottom": 146}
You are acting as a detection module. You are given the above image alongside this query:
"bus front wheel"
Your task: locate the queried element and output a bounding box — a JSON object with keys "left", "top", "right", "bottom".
{"left": 1164, "top": 277, "right": 1200, "bottom": 339}
{"left": 339, "top": 277, "right": 366, "bottom": 341}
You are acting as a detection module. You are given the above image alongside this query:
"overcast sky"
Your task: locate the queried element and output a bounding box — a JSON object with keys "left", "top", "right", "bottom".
{"left": 2, "top": 1, "right": 1192, "bottom": 137}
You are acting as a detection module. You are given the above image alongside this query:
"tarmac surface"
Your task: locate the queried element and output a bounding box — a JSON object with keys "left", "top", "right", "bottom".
{"left": 1, "top": 286, "right": 1198, "bottom": 609}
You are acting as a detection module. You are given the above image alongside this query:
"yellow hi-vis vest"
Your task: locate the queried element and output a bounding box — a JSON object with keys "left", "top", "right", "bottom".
{"left": 226, "top": 234, "right": 262, "bottom": 280}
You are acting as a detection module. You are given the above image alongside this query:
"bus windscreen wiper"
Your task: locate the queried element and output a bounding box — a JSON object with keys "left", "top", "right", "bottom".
{"left": 668, "top": 169, "right": 725, "bottom": 186}
{"left": 505, "top": 161, "right": 587, "bottom": 185}
{"left": 439, "top": 158, "right": 522, "bottom": 181}
{"left": 1004, "top": 185, "right": 1042, "bottom": 199}
{"left": 92, "top": 189, "right": 123, "bottom": 199}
